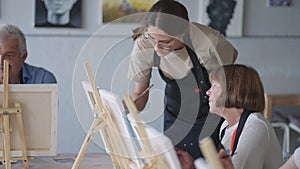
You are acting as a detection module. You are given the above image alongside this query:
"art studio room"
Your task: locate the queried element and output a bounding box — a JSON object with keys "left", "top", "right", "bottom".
{"left": 0, "top": 0, "right": 299, "bottom": 169}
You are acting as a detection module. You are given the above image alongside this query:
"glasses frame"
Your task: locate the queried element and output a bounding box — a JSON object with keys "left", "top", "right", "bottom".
{"left": 142, "top": 33, "right": 179, "bottom": 51}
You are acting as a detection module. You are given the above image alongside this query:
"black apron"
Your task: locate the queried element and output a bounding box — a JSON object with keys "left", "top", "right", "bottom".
{"left": 154, "top": 34, "right": 214, "bottom": 159}
{"left": 220, "top": 109, "right": 251, "bottom": 157}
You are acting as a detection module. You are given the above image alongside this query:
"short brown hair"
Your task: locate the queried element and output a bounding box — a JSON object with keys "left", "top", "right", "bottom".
{"left": 209, "top": 64, "right": 265, "bottom": 112}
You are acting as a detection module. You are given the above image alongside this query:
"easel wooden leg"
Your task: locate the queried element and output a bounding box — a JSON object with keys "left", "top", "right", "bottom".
{"left": 3, "top": 113, "right": 11, "bottom": 169}
{"left": 0, "top": 61, "right": 29, "bottom": 169}
{"left": 1, "top": 116, "right": 4, "bottom": 162}
{"left": 71, "top": 132, "right": 92, "bottom": 169}
{"left": 2, "top": 60, "right": 11, "bottom": 169}
{"left": 72, "top": 117, "right": 105, "bottom": 169}
{"left": 15, "top": 104, "right": 28, "bottom": 169}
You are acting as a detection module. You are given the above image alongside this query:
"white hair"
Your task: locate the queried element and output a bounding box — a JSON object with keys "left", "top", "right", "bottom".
{"left": 0, "top": 24, "right": 27, "bottom": 57}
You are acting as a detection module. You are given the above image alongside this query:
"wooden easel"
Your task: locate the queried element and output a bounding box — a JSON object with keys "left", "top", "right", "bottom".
{"left": 0, "top": 60, "right": 28, "bottom": 169}
{"left": 72, "top": 62, "right": 134, "bottom": 169}
{"left": 73, "top": 62, "right": 174, "bottom": 169}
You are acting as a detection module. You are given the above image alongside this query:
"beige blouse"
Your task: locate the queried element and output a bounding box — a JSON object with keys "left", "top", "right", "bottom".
{"left": 128, "top": 22, "right": 235, "bottom": 82}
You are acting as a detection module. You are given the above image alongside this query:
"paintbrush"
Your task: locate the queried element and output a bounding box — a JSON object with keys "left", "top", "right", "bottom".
{"left": 133, "top": 84, "right": 154, "bottom": 103}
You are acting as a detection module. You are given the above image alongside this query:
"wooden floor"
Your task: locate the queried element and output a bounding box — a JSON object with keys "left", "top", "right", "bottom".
{"left": 0, "top": 153, "right": 113, "bottom": 169}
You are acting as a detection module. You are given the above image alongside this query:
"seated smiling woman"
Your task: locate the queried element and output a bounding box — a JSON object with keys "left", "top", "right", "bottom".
{"left": 178, "top": 64, "right": 284, "bottom": 169}
{"left": 206, "top": 64, "right": 283, "bottom": 169}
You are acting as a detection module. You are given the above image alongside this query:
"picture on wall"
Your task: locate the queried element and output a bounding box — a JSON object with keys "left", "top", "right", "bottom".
{"left": 35, "top": 0, "right": 81, "bottom": 28}
{"left": 269, "top": 0, "right": 291, "bottom": 6}
{"left": 200, "top": 0, "right": 244, "bottom": 37}
{"left": 102, "top": 0, "right": 158, "bottom": 23}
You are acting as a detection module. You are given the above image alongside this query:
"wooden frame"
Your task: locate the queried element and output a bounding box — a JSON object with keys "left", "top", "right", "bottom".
{"left": 0, "top": 84, "right": 58, "bottom": 157}
{"left": 263, "top": 93, "right": 300, "bottom": 153}
{"left": 263, "top": 94, "right": 300, "bottom": 121}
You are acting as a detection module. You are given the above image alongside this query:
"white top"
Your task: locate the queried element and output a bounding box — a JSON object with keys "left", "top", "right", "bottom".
{"left": 220, "top": 113, "right": 283, "bottom": 169}
{"left": 128, "top": 22, "right": 236, "bottom": 82}
{"left": 295, "top": 147, "right": 300, "bottom": 169}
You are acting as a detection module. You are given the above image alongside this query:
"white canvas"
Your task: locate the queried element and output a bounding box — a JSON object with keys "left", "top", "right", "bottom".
{"left": 81, "top": 81, "right": 141, "bottom": 168}
{"left": 127, "top": 113, "right": 182, "bottom": 169}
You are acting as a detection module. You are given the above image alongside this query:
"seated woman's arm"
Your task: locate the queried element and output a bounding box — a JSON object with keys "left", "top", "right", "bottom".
{"left": 280, "top": 147, "right": 300, "bottom": 169}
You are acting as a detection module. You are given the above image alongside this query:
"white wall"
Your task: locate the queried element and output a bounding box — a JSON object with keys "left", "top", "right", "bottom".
{"left": 243, "top": 0, "right": 300, "bottom": 36}
{"left": 1, "top": 0, "right": 299, "bottom": 154}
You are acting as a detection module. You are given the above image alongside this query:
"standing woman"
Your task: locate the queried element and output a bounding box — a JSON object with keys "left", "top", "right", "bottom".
{"left": 207, "top": 64, "right": 283, "bottom": 169}
{"left": 128, "top": 0, "right": 237, "bottom": 159}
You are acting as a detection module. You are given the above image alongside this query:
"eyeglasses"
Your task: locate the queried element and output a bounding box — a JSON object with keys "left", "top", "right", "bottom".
{"left": 142, "top": 33, "right": 176, "bottom": 51}
{"left": 0, "top": 52, "right": 18, "bottom": 60}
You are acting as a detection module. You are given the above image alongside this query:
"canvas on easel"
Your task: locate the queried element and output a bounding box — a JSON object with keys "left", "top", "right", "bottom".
{"left": 132, "top": 123, "right": 183, "bottom": 169}
{"left": 81, "top": 81, "right": 141, "bottom": 164}
{"left": 0, "top": 84, "right": 58, "bottom": 157}
{"left": 72, "top": 62, "right": 141, "bottom": 169}
{"left": 74, "top": 62, "right": 182, "bottom": 169}
{"left": 80, "top": 84, "right": 181, "bottom": 169}
{"left": 123, "top": 96, "right": 182, "bottom": 169}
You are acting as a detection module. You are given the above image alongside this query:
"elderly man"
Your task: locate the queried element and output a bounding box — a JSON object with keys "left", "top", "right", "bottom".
{"left": 0, "top": 24, "right": 56, "bottom": 84}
